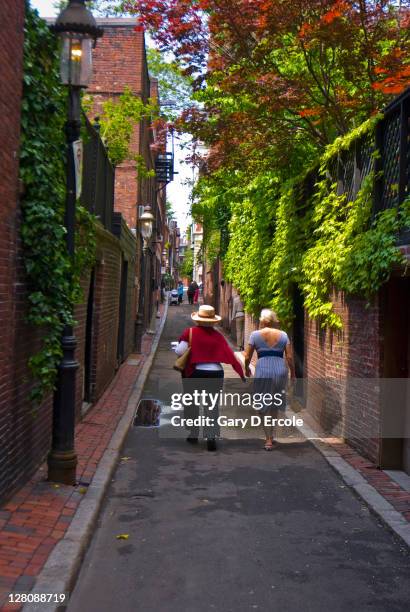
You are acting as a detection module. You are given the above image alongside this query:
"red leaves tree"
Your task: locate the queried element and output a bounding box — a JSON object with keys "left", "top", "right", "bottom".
{"left": 122, "top": 0, "right": 410, "bottom": 175}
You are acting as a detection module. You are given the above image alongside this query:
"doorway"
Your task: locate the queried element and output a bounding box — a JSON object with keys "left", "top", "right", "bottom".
{"left": 379, "top": 276, "right": 410, "bottom": 473}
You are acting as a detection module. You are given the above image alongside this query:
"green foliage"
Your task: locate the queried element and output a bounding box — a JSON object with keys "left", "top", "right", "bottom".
{"left": 21, "top": 4, "right": 97, "bottom": 403}
{"left": 146, "top": 48, "right": 193, "bottom": 120}
{"left": 85, "top": 87, "right": 154, "bottom": 166}
{"left": 166, "top": 200, "right": 176, "bottom": 220}
{"left": 268, "top": 185, "right": 306, "bottom": 328}
{"left": 193, "top": 115, "right": 410, "bottom": 330}
{"left": 180, "top": 249, "right": 194, "bottom": 278}
{"left": 223, "top": 173, "right": 278, "bottom": 314}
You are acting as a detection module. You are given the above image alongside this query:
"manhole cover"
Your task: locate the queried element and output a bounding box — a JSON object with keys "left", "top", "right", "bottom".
{"left": 134, "top": 398, "right": 161, "bottom": 427}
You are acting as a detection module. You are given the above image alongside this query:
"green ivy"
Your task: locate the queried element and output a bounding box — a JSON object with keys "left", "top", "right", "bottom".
{"left": 194, "top": 114, "right": 410, "bottom": 331}
{"left": 20, "top": 4, "right": 96, "bottom": 404}
{"left": 84, "top": 87, "right": 156, "bottom": 174}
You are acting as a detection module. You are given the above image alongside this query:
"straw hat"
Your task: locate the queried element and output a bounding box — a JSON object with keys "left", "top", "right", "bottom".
{"left": 191, "top": 304, "right": 222, "bottom": 325}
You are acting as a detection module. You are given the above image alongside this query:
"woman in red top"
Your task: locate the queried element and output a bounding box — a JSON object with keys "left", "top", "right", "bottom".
{"left": 175, "top": 304, "right": 244, "bottom": 450}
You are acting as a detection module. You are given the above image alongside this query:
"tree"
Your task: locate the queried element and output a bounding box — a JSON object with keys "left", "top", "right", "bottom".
{"left": 121, "top": 1, "right": 410, "bottom": 175}
{"left": 166, "top": 200, "right": 176, "bottom": 220}
{"left": 180, "top": 248, "right": 193, "bottom": 279}
{"left": 146, "top": 48, "right": 193, "bottom": 121}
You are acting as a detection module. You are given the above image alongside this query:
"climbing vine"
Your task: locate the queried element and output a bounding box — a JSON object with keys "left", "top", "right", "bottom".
{"left": 20, "top": 4, "right": 96, "bottom": 404}
{"left": 194, "top": 114, "right": 410, "bottom": 330}
{"left": 84, "top": 87, "right": 157, "bottom": 178}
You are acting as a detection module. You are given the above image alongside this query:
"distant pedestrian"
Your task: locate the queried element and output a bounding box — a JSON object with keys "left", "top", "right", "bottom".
{"left": 177, "top": 280, "right": 184, "bottom": 304}
{"left": 187, "top": 280, "right": 198, "bottom": 305}
{"left": 174, "top": 304, "right": 245, "bottom": 451}
{"left": 244, "top": 309, "right": 295, "bottom": 451}
{"left": 193, "top": 283, "right": 199, "bottom": 304}
{"left": 232, "top": 291, "right": 245, "bottom": 351}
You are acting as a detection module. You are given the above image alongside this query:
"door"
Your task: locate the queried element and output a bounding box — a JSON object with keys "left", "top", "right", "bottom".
{"left": 403, "top": 322, "right": 410, "bottom": 473}
{"left": 379, "top": 276, "right": 410, "bottom": 472}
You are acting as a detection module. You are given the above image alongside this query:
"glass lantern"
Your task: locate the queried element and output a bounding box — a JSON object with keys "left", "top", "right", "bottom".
{"left": 139, "top": 207, "right": 155, "bottom": 241}
{"left": 60, "top": 35, "right": 93, "bottom": 87}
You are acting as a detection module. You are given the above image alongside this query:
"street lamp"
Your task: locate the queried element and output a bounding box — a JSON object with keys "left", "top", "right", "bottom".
{"left": 48, "top": 1, "right": 103, "bottom": 485}
{"left": 135, "top": 206, "right": 154, "bottom": 353}
{"left": 139, "top": 207, "right": 155, "bottom": 246}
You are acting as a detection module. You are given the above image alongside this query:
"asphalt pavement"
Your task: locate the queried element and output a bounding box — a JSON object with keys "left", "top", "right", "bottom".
{"left": 67, "top": 303, "right": 410, "bottom": 612}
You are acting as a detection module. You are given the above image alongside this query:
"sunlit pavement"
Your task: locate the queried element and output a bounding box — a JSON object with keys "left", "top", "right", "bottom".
{"left": 68, "top": 303, "right": 410, "bottom": 612}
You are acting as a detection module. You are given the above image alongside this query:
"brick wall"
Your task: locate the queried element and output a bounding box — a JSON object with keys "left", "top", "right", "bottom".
{"left": 88, "top": 20, "right": 149, "bottom": 231}
{"left": 113, "top": 213, "right": 138, "bottom": 359}
{"left": 0, "top": 2, "right": 25, "bottom": 481}
{"left": 0, "top": 2, "right": 56, "bottom": 502}
{"left": 304, "top": 290, "right": 382, "bottom": 462}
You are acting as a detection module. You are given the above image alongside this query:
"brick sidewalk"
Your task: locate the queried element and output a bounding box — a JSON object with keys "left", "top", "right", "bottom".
{"left": 327, "top": 440, "right": 410, "bottom": 521}
{"left": 0, "top": 328, "right": 159, "bottom": 612}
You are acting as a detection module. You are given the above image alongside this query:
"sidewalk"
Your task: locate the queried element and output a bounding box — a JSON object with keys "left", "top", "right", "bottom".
{"left": 0, "top": 306, "right": 166, "bottom": 612}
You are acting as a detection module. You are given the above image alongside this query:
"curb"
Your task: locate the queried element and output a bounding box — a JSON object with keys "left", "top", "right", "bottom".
{"left": 24, "top": 302, "right": 169, "bottom": 612}
{"left": 288, "top": 408, "right": 410, "bottom": 549}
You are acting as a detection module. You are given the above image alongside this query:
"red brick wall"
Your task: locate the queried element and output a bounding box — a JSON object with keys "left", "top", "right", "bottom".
{"left": 0, "top": 2, "right": 24, "bottom": 447}
{"left": 88, "top": 21, "right": 147, "bottom": 231}
{"left": 75, "top": 226, "right": 120, "bottom": 409}
{"left": 116, "top": 217, "right": 138, "bottom": 359}
{"left": 304, "top": 290, "right": 382, "bottom": 462}
{"left": 91, "top": 228, "right": 122, "bottom": 399}
{"left": 0, "top": 2, "right": 56, "bottom": 502}
{"left": 89, "top": 22, "right": 144, "bottom": 95}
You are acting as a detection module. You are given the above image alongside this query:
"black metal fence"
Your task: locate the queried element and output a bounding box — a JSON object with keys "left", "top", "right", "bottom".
{"left": 297, "top": 87, "right": 410, "bottom": 244}
{"left": 81, "top": 115, "right": 115, "bottom": 233}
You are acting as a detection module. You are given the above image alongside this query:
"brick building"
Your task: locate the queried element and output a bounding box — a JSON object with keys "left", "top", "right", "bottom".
{"left": 0, "top": 10, "right": 152, "bottom": 503}
{"left": 0, "top": 1, "right": 41, "bottom": 503}
{"left": 88, "top": 18, "right": 167, "bottom": 334}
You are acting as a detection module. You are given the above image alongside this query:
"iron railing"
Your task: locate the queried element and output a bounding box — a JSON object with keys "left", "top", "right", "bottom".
{"left": 296, "top": 87, "right": 410, "bottom": 244}
{"left": 81, "top": 115, "right": 115, "bottom": 233}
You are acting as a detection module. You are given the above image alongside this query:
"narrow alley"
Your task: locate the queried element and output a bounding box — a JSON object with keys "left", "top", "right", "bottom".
{"left": 67, "top": 305, "right": 410, "bottom": 612}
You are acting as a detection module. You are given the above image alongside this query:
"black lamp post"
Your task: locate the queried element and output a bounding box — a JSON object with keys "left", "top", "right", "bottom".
{"left": 48, "top": 1, "right": 103, "bottom": 485}
{"left": 135, "top": 206, "right": 155, "bottom": 353}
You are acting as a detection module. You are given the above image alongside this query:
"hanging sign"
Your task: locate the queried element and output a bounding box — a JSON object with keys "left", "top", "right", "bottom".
{"left": 72, "top": 139, "right": 83, "bottom": 200}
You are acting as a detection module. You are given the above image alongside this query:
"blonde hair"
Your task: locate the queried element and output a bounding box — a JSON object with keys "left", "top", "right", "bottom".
{"left": 259, "top": 308, "right": 279, "bottom": 326}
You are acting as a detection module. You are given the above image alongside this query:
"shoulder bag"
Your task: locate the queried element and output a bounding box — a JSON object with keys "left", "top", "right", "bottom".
{"left": 173, "top": 328, "right": 193, "bottom": 372}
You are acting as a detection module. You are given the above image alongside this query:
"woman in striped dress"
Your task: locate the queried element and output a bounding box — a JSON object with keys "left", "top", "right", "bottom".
{"left": 244, "top": 309, "right": 295, "bottom": 450}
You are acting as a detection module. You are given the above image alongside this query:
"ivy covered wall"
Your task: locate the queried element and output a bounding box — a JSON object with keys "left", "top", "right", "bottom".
{"left": 195, "top": 113, "right": 410, "bottom": 331}
{"left": 20, "top": 3, "right": 96, "bottom": 404}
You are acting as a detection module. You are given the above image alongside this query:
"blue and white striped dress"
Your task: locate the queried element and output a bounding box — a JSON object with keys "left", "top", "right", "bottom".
{"left": 249, "top": 330, "right": 289, "bottom": 412}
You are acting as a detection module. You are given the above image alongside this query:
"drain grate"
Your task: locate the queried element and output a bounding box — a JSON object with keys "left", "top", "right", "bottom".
{"left": 133, "top": 398, "right": 161, "bottom": 427}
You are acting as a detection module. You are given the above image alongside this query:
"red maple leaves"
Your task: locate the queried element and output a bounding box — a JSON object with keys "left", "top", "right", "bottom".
{"left": 123, "top": 0, "right": 410, "bottom": 173}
